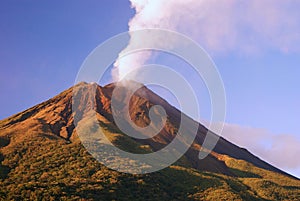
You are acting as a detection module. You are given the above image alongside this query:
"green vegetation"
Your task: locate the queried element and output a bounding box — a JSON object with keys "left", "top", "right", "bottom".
{"left": 0, "top": 134, "right": 299, "bottom": 201}
{"left": 0, "top": 82, "right": 299, "bottom": 200}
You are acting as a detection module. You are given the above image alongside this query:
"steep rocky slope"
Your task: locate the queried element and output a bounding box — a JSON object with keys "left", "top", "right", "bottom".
{"left": 0, "top": 82, "right": 299, "bottom": 200}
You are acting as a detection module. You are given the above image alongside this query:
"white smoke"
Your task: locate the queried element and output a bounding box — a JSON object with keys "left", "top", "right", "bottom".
{"left": 113, "top": 0, "right": 300, "bottom": 80}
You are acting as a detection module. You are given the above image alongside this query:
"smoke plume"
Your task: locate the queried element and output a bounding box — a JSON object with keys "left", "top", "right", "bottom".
{"left": 113, "top": 0, "right": 300, "bottom": 80}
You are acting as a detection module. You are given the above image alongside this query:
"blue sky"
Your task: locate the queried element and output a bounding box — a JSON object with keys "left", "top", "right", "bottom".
{"left": 0, "top": 1, "right": 299, "bottom": 177}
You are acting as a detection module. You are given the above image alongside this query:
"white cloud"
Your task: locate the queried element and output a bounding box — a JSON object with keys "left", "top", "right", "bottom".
{"left": 220, "top": 122, "right": 300, "bottom": 172}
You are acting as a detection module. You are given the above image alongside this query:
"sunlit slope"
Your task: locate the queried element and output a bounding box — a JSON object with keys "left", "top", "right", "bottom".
{"left": 0, "top": 82, "right": 299, "bottom": 200}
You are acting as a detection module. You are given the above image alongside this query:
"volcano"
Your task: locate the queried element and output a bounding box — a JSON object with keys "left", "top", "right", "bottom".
{"left": 0, "top": 82, "right": 299, "bottom": 200}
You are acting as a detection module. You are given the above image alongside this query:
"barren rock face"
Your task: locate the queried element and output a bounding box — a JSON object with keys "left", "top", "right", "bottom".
{"left": 0, "top": 82, "right": 291, "bottom": 177}
{"left": 0, "top": 82, "right": 299, "bottom": 200}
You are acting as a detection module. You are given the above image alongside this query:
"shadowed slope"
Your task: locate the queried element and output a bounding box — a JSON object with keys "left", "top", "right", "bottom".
{"left": 0, "top": 81, "right": 296, "bottom": 177}
{"left": 0, "top": 82, "right": 299, "bottom": 200}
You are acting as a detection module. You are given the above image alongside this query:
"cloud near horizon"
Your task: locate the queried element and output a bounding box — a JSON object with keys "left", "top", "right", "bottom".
{"left": 220, "top": 123, "right": 300, "bottom": 173}
{"left": 113, "top": 0, "right": 300, "bottom": 80}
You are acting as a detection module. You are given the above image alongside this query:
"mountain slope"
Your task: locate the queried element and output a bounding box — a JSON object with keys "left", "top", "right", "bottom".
{"left": 0, "top": 82, "right": 299, "bottom": 200}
